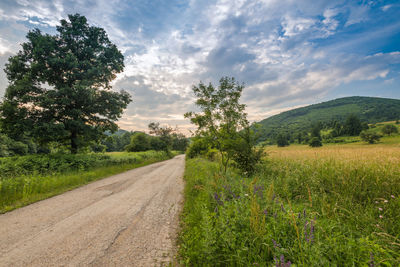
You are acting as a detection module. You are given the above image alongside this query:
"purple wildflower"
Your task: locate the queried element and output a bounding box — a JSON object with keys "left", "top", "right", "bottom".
{"left": 310, "top": 220, "right": 315, "bottom": 243}
{"left": 264, "top": 209, "right": 268, "bottom": 217}
{"left": 304, "top": 220, "right": 315, "bottom": 243}
{"left": 369, "top": 252, "right": 375, "bottom": 267}
{"left": 213, "top": 192, "right": 223, "bottom": 205}
{"left": 272, "top": 239, "right": 278, "bottom": 248}
{"left": 275, "top": 255, "right": 292, "bottom": 267}
{"left": 280, "top": 204, "right": 286, "bottom": 213}
{"left": 298, "top": 212, "right": 301, "bottom": 219}
{"left": 303, "top": 208, "right": 306, "bottom": 218}
{"left": 272, "top": 193, "right": 276, "bottom": 201}
{"left": 223, "top": 185, "right": 238, "bottom": 200}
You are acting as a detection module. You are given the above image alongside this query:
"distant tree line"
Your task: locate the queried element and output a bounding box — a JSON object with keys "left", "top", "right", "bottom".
{"left": 125, "top": 123, "right": 188, "bottom": 154}
{"left": 271, "top": 114, "right": 400, "bottom": 147}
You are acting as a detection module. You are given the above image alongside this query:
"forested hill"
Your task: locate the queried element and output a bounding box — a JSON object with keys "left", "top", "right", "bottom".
{"left": 255, "top": 96, "right": 400, "bottom": 142}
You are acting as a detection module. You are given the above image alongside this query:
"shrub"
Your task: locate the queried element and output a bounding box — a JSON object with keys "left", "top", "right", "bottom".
{"left": 276, "top": 133, "right": 289, "bottom": 147}
{"left": 309, "top": 137, "right": 322, "bottom": 147}
{"left": 231, "top": 131, "right": 264, "bottom": 175}
{"left": 205, "top": 148, "right": 219, "bottom": 161}
{"left": 186, "top": 138, "right": 210, "bottom": 158}
{"left": 125, "top": 132, "right": 150, "bottom": 152}
{"left": 381, "top": 124, "right": 398, "bottom": 136}
{"left": 360, "top": 131, "right": 381, "bottom": 144}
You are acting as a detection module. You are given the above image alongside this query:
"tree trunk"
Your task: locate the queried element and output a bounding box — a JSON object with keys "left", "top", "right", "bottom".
{"left": 70, "top": 131, "right": 78, "bottom": 154}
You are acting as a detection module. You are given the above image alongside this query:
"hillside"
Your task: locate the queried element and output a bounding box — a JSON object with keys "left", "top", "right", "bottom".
{"left": 255, "top": 96, "right": 400, "bottom": 141}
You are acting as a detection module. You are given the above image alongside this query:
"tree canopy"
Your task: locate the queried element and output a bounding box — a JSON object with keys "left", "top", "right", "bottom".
{"left": 0, "top": 14, "right": 131, "bottom": 153}
{"left": 185, "top": 77, "right": 261, "bottom": 174}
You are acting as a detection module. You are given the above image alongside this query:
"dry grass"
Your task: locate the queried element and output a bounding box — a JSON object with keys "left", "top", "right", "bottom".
{"left": 266, "top": 143, "right": 400, "bottom": 165}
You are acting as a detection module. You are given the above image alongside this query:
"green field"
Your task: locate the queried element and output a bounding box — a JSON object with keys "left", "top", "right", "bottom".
{"left": 0, "top": 151, "right": 179, "bottom": 213}
{"left": 179, "top": 141, "right": 400, "bottom": 265}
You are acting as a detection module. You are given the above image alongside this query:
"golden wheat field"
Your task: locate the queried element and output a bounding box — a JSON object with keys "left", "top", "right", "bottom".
{"left": 266, "top": 143, "right": 400, "bottom": 166}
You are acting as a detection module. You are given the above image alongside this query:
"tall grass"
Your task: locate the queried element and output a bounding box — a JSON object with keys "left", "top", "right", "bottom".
{"left": 0, "top": 151, "right": 179, "bottom": 213}
{"left": 179, "top": 145, "right": 400, "bottom": 266}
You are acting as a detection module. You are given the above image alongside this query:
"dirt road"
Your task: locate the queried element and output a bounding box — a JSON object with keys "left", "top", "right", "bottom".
{"left": 0, "top": 155, "right": 185, "bottom": 266}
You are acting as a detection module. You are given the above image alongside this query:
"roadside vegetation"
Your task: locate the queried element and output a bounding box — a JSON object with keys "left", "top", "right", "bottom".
{"left": 179, "top": 143, "right": 400, "bottom": 266}
{"left": 0, "top": 150, "right": 180, "bottom": 213}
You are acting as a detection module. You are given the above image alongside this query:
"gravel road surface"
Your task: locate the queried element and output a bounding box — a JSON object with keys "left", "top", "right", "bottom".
{"left": 0, "top": 155, "right": 185, "bottom": 266}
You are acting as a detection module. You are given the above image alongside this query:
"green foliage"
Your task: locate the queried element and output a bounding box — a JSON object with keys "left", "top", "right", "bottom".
{"left": 276, "top": 133, "right": 289, "bottom": 147}
{"left": 381, "top": 124, "right": 398, "bottom": 136}
{"left": 231, "top": 128, "right": 264, "bottom": 175}
{"left": 0, "top": 14, "right": 131, "bottom": 153}
{"left": 360, "top": 131, "right": 381, "bottom": 144}
{"left": 185, "top": 77, "right": 260, "bottom": 173}
{"left": 171, "top": 133, "right": 189, "bottom": 152}
{"left": 0, "top": 151, "right": 178, "bottom": 213}
{"left": 102, "top": 131, "right": 133, "bottom": 152}
{"left": 125, "top": 132, "right": 150, "bottom": 152}
{"left": 343, "top": 114, "right": 363, "bottom": 136}
{"left": 310, "top": 123, "right": 322, "bottom": 139}
{"left": 254, "top": 96, "right": 400, "bottom": 142}
{"left": 205, "top": 148, "right": 219, "bottom": 161}
{"left": 0, "top": 134, "right": 29, "bottom": 156}
{"left": 148, "top": 122, "right": 174, "bottom": 153}
{"left": 309, "top": 137, "right": 323, "bottom": 147}
{"left": 186, "top": 138, "right": 210, "bottom": 158}
{"left": 179, "top": 155, "right": 400, "bottom": 265}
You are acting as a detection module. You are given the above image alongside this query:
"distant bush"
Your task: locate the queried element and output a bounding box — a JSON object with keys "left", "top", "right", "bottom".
{"left": 309, "top": 137, "right": 322, "bottom": 147}
{"left": 276, "top": 133, "right": 289, "bottom": 147}
{"left": 381, "top": 124, "right": 398, "bottom": 136}
{"left": 125, "top": 132, "right": 150, "bottom": 152}
{"left": 360, "top": 131, "right": 381, "bottom": 144}
{"left": 186, "top": 138, "right": 210, "bottom": 158}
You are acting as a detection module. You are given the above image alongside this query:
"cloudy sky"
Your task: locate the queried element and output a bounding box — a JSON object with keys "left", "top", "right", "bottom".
{"left": 0, "top": 0, "right": 399, "bottom": 134}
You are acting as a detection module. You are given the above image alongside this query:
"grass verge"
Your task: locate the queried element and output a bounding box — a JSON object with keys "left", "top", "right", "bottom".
{"left": 0, "top": 151, "right": 180, "bottom": 213}
{"left": 179, "top": 146, "right": 400, "bottom": 266}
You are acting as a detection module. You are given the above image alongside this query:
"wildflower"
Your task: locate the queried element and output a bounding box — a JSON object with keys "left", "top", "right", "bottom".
{"left": 272, "top": 193, "right": 276, "bottom": 201}
{"left": 375, "top": 201, "right": 379, "bottom": 204}
{"left": 304, "top": 220, "right": 315, "bottom": 243}
{"left": 368, "top": 252, "right": 375, "bottom": 267}
{"left": 378, "top": 207, "right": 383, "bottom": 211}
{"left": 310, "top": 220, "right": 315, "bottom": 243}
{"left": 275, "top": 254, "right": 291, "bottom": 267}
{"left": 384, "top": 199, "right": 388, "bottom": 203}
{"left": 223, "top": 185, "right": 238, "bottom": 199}
{"left": 379, "top": 215, "right": 383, "bottom": 219}
{"left": 303, "top": 208, "right": 306, "bottom": 218}
{"left": 264, "top": 209, "right": 268, "bottom": 217}
{"left": 280, "top": 204, "right": 286, "bottom": 213}
{"left": 245, "top": 193, "right": 249, "bottom": 197}
{"left": 272, "top": 239, "right": 279, "bottom": 248}
{"left": 391, "top": 195, "right": 395, "bottom": 199}
{"left": 213, "top": 192, "right": 223, "bottom": 205}
{"left": 298, "top": 212, "right": 301, "bottom": 219}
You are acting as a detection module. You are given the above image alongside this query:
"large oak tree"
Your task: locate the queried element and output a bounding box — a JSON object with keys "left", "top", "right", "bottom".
{"left": 0, "top": 14, "right": 131, "bottom": 153}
